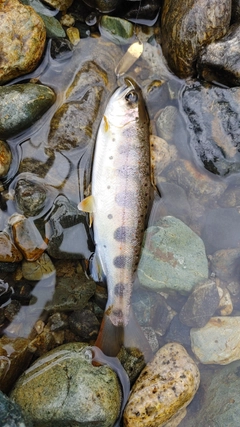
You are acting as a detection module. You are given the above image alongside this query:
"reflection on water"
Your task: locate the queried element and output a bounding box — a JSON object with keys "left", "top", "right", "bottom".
{"left": 1, "top": 30, "right": 240, "bottom": 424}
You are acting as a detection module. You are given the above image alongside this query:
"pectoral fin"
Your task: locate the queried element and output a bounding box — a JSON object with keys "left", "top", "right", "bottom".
{"left": 78, "top": 195, "right": 95, "bottom": 213}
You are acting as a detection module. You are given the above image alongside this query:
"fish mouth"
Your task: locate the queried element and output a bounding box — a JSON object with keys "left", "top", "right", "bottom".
{"left": 113, "top": 77, "right": 141, "bottom": 101}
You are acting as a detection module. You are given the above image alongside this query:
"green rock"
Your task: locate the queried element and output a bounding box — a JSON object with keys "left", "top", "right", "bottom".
{"left": 0, "top": 391, "right": 30, "bottom": 427}
{"left": 39, "top": 14, "right": 66, "bottom": 38}
{"left": 10, "top": 343, "right": 121, "bottom": 427}
{"left": 99, "top": 15, "right": 134, "bottom": 44}
{"left": 138, "top": 216, "right": 209, "bottom": 295}
{"left": 0, "top": 83, "right": 56, "bottom": 139}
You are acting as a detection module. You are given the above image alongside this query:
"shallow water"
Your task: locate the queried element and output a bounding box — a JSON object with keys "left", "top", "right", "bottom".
{"left": 1, "top": 28, "right": 240, "bottom": 425}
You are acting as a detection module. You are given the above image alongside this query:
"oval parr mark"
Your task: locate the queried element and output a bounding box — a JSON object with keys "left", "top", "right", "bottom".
{"left": 113, "top": 255, "right": 130, "bottom": 268}
{"left": 117, "top": 164, "right": 138, "bottom": 178}
{"left": 114, "top": 226, "right": 133, "bottom": 242}
{"left": 115, "top": 191, "right": 135, "bottom": 209}
{"left": 114, "top": 283, "right": 126, "bottom": 297}
{"left": 108, "top": 214, "right": 113, "bottom": 219}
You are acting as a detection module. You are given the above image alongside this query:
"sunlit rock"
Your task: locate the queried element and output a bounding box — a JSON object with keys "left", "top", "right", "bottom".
{"left": 22, "top": 253, "right": 55, "bottom": 281}
{"left": 0, "top": 83, "right": 55, "bottom": 139}
{"left": 191, "top": 316, "right": 240, "bottom": 364}
{"left": 0, "top": 0, "right": 46, "bottom": 84}
{"left": 0, "top": 231, "right": 23, "bottom": 263}
{"left": 161, "top": 0, "right": 231, "bottom": 78}
{"left": 0, "top": 140, "right": 12, "bottom": 178}
{"left": 123, "top": 343, "right": 200, "bottom": 427}
{"left": 10, "top": 343, "right": 121, "bottom": 427}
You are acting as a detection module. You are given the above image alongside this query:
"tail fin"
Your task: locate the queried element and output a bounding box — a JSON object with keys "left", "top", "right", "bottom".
{"left": 95, "top": 307, "right": 153, "bottom": 362}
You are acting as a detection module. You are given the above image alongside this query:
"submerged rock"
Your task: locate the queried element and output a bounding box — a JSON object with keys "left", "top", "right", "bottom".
{"left": 0, "top": 0, "right": 46, "bottom": 84}
{"left": 0, "top": 231, "right": 23, "bottom": 263}
{"left": 198, "top": 23, "right": 240, "bottom": 87}
{"left": 123, "top": 343, "right": 200, "bottom": 427}
{"left": 99, "top": 15, "right": 134, "bottom": 44}
{"left": 0, "top": 391, "right": 30, "bottom": 427}
{"left": 22, "top": 252, "right": 55, "bottom": 281}
{"left": 161, "top": 0, "right": 231, "bottom": 78}
{"left": 0, "top": 140, "right": 12, "bottom": 178}
{"left": 232, "top": 0, "right": 240, "bottom": 23}
{"left": 10, "top": 343, "right": 121, "bottom": 427}
{"left": 82, "top": 0, "right": 120, "bottom": 13}
{"left": 0, "top": 83, "right": 56, "bottom": 139}
{"left": 182, "top": 84, "right": 240, "bottom": 176}
{"left": 190, "top": 316, "right": 240, "bottom": 364}
{"left": 138, "top": 217, "right": 209, "bottom": 295}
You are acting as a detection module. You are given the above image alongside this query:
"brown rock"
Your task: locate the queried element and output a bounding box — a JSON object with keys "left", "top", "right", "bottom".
{"left": 0, "top": 0, "right": 46, "bottom": 84}
{"left": 161, "top": 0, "right": 231, "bottom": 78}
{"left": 0, "top": 231, "right": 23, "bottom": 262}
{"left": 0, "top": 140, "right": 11, "bottom": 177}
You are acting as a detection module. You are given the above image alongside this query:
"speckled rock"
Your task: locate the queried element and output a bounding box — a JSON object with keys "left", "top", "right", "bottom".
{"left": 180, "top": 360, "right": 240, "bottom": 427}
{"left": 191, "top": 316, "right": 240, "bottom": 364}
{"left": 10, "top": 343, "right": 121, "bottom": 427}
{"left": 0, "top": 391, "right": 30, "bottom": 427}
{"left": 0, "top": 140, "right": 12, "bottom": 177}
{"left": 123, "top": 343, "right": 200, "bottom": 427}
{"left": 197, "top": 23, "right": 240, "bottom": 87}
{"left": 161, "top": 0, "right": 231, "bottom": 78}
{"left": 0, "top": 83, "right": 55, "bottom": 139}
{"left": 0, "top": 0, "right": 46, "bottom": 84}
{"left": 22, "top": 252, "right": 55, "bottom": 281}
{"left": 0, "top": 337, "right": 33, "bottom": 394}
{"left": 99, "top": 15, "right": 134, "bottom": 44}
{"left": 0, "top": 231, "right": 23, "bottom": 263}
{"left": 179, "top": 279, "right": 220, "bottom": 328}
{"left": 138, "top": 217, "right": 208, "bottom": 295}
{"left": 42, "top": 0, "right": 73, "bottom": 10}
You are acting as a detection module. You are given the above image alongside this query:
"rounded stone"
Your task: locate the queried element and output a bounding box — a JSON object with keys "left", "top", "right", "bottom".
{"left": 123, "top": 343, "right": 200, "bottom": 427}
{"left": 22, "top": 253, "right": 55, "bottom": 281}
{"left": 10, "top": 343, "right": 121, "bottom": 427}
{"left": 0, "top": 391, "right": 29, "bottom": 427}
{"left": 0, "top": 140, "right": 12, "bottom": 177}
{"left": 0, "top": 0, "right": 46, "bottom": 84}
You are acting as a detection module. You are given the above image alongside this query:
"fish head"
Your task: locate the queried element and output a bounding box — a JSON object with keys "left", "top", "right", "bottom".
{"left": 106, "top": 78, "right": 148, "bottom": 128}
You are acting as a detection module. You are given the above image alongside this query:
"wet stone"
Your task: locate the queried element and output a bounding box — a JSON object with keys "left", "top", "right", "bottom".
{"left": 164, "top": 315, "right": 191, "bottom": 347}
{"left": 161, "top": 0, "right": 231, "bottom": 78}
{"left": 0, "top": 0, "right": 46, "bottom": 84}
{"left": 0, "top": 391, "right": 30, "bottom": 427}
{"left": 39, "top": 14, "right": 66, "bottom": 38}
{"left": 198, "top": 23, "right": 240, "bottom": 87}
{"left": 42, "top": 0, "right": 73, "bottom": 10}
{"left": 68, "top": 309, "right": 100, "bottom": 339}
{"left": 82, "top": 0, "right": 120, "bottom": 13}
{"left": 0, "top": 279, "right": 13, "bottom": 307}
{"left": 217, "top": 288, "right": 233, "bottom": 316}
{"left": 99, "top": 15, "right": 134, "bottom": 44}
{"left": 179, "top": 280, "right": 220, "bottom": 328}
{"left": 209, "top": 247, "right": 240, "bottom": 281}
{"left": 14, "top": 178, "right": 47, "bottom": 218}
{"left": 10, "top": 343, "right": 121, "bottom": 427}
{"left": 190, "top": 316, "right": 240, "bottom": 364}
{"left": 0, "top": 231, "right": 23, "bottom": 263}
{"left": 22, "top": 253, "right": 55, "bottom": 281}
{"left": 138, "top": 217, "right": 208, "bottom": 295}
{"left": 182, "top": 84, "right": 240, "bottom": 176}
{"left": 0, "top": 83, "right": 56, "bottom": 139}
{"left": 0, "top": 140, "right": 12, "bottom": 178}
{"left": 123, "top": 343, "right": 200, "bottom": 427}
{"left": 0, "top": 336, "right": 33, "bottom": 394}
{"left": 232, "top": 0, "right": 240, "bottom": 23}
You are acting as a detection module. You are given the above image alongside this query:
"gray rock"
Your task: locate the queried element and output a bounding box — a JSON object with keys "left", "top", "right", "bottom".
{"left": 181, "top": 360, "right": 240, "bottom": 426}
{"left": 0, "top": 84, "right": 55, "bottom": 139}
{"left": 68, "top": 309, "right": 100, "bottom": 339}
{"left": 191, "top": 316, "right": 240, "bottom": 364}
{"left": 0, "top": 391, "right": 30, "bottom": 427}
{"left": 198, "top": 24, "right": 240, "bottom": 87}
{"left": 232, "top": 0, "right": 240, "bottom": 22}
{"left": 179, "top": 279, "right": 220, "bottom": 328}
{"left": 209, "top": 247, "right": 240, "bottom": 281}
{"left": 165, "top": 315, "right": 191, "bottom": 347}
{"left": 138, "top": 217, "right": 209, "bottom": 295}
{"left": 10, "top": 343, "right": 121, "bottom": 427}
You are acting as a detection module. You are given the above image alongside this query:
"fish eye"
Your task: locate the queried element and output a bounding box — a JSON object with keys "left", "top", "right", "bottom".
{"left": 125, "top": 90, "right": 138, "bottom": 103}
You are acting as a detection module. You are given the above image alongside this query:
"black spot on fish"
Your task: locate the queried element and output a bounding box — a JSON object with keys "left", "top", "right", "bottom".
{"left": 114, "top": 283, "right": 126, "bottom": 297}
{"left": 113, "top": 255, "right": 129, "bottom": 268}
{"left": 112, "top": 309, "right": 124, "bottom": 319}
{"left": 115, "top": 192, "right": 135, "bottom": 209}
{"left": 108, "top": 214, "right": 113, "bottom": 219}
{"left": 114, "top": 226, "right": 132, "bottom": 242}
{"left": 107, "top": 185, "right": 111, "bottom": 189}
{"left": 109, "top": 156, "right": 113, "bottom": 160}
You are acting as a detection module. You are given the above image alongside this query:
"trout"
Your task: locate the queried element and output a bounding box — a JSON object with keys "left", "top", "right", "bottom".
{"left": 79, "top": 78, "right": 152, "bottom": 358}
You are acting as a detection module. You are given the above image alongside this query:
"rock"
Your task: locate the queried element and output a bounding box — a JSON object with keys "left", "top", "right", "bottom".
{"left": 161, "top": 0, "right": 231, "bottom": 78}
{"left": 0, "top": 140, "right": 12, "bottom": 177}
{"left": 190, "top": 316, "right": 240, "bottom": 364}
{"left": 82, "top": 0, "right": 120, "bottom": 13}
{"left": 181, "top": 84, "right": 240, "bottom": 176}
{"left": 42, "top": 0, "right": 73, "bottom": 10}
{"left": 22, "top": 252, "right": 55, "bottom": 281}
{"left": 122, "top": 0, "right": 160, "bottom": 24}
{"left": 9, "top": 214, "right": 48, "bottom": 262}
{"left": 232, "top": 0, "right": 240, "bottom": 22}
{"left": 217, "top": 288, "right": 233, "bottom": 315}
{"left": 209, "top": 247, "right": 240, "bottom": 281}
{"left": 165, "top": 315, "right": 191, "bottom": 347}
{"left": 0, "top": 83, "right": 56, "bottom": 139}
{"left": 142, "top": 327, "right": 159, "bottom": 353}
{"left": 0, "top": 0, "right": 46, "bottom": 84}
{"left": 0, "top": 391, "right": 30, "bottom": 427}
{"left": 99, "top": 16, "right": 134, "bottom": 44}
{"left": 0, "top": 337, "right": 33, "bottom": 393}
{"left": 152, "top": 296, "right": 177, "bottom": 337}
{"left": 150, "top": 135, "right": 178, "bottom": 177}
{"left": 66, "top": 27, "right": 80, "bottom": 45}
{"left": 14, "top": 176, "right": 48, "bottom": 218}
{"left": 123, "top": 343, "right": 200, "bottom": 427}
{"left": 202, "top": 207, "right": 240, "bottom": 254}
{"left": 138, "top": 217, "right": 209, "bottom": 295}
{"left": 179, "top": 280, "right": 220, "bottom": 328}
{"left": 10, "top": 343, "right": 121, "bottom": 427}
{"left": 0, "top": 231, "right": 23, "bottom": 263}
{"left": 39, "top": 14, "right": 66, "bottom": 38}
{"left": 68, "top": 309, "right": 100, "bottom": 339}
{"left": 0, "top": 279, "right": 13, "bottom": 307}
{"left": 197, "top": 24, "right": 240, "bottom": 87}
{"left": 180, "top": 360, "right": 240, "bottom": 427}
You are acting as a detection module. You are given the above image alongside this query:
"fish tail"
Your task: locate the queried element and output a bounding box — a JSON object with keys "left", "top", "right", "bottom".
{"left": 95, "top": 307, "right": 153, "bottom": 362}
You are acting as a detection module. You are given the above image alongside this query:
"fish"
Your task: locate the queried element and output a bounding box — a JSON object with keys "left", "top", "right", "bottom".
{"left": 78, "top": 77, "right": 153, "bottom": 359}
